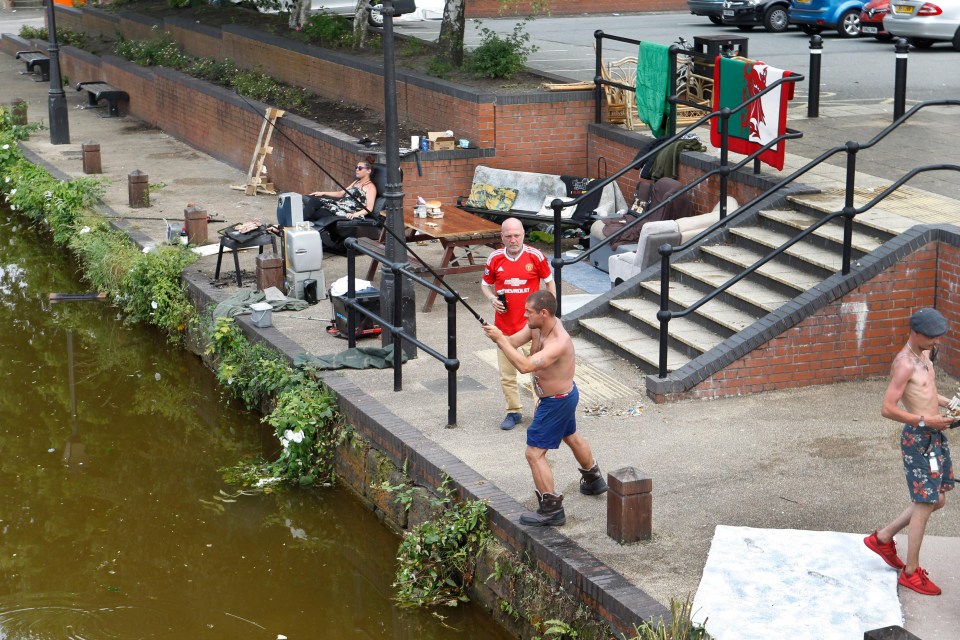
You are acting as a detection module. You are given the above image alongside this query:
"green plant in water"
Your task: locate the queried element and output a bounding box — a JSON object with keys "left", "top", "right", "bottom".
{"left": 208, "top": 316, "right": 293, "bottom": 408}
{"left": 630, "top": 595, "right": 709, "bottom": 640}
{"left": 265, "top": 382, "right": 345, "bottom": 486}
{"left": 393, "top": 479, "right": 491, "bottom": 609}
{"left": 467, "top": 19, "right": 538, "bottom": 79}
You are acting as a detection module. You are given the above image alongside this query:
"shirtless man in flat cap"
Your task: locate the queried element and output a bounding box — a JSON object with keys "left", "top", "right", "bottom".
{"left": 864, "top": 307, "right": 957, "bottom": 596}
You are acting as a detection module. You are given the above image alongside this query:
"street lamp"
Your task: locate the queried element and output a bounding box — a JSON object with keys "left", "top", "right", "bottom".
{"left": 378, "top": 0, "right": 417, "bottom": 357}
{"left": 46, "top": 0, "right": 70, "bottom": 144}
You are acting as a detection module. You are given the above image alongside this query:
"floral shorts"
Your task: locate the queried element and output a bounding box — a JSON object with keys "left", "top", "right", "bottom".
{"left": 901, "top": 424, "right": 955, "bottom": 504}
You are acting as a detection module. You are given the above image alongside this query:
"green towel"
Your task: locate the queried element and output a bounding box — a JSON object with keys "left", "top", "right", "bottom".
{"left": 635, "top": 41, "right": 671, "bottom": 139}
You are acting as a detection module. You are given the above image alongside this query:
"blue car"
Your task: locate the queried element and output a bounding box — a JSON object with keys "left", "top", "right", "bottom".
{"left": 788, "top": 0, "right": 865, "bottom": 36}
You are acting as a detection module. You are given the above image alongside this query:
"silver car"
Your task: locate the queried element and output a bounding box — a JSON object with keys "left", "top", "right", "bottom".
{"left": 883, "top": 0, "right": 960, "bottom": 49}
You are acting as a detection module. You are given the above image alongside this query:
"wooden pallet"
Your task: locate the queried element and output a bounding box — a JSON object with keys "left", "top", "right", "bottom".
{"left": 231, "top": 107, "right": 284, "bottom": 196}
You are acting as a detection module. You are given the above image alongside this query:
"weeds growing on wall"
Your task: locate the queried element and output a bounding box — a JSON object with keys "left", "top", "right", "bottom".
{"left": 389, "top": 478, "right": 491, "bottom": 609}
{"left": 208, "top": 316, "right": 350, "bottom": 487}
{"left": 18, "top": 25, "right": 88, "bottom": 49}
{"left": 0, "top": 108, "right": 198, "bottom": 343}
{"left": 467, "top": 19, "right": 538, "bottom": 79}
{"left": 114, "top": 36, "right": 312, "bottom": 114}
{"left": 630, "top": 595, "right": 709, "bottom": 640}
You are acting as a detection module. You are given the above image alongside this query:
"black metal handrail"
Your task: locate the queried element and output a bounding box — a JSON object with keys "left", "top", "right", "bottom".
{"left": 343, "top": 236, "right": 461, "bottom": 427}
{"left": 549, "top": 69, "right": 803, "bottom": 316}
{"left": 654, "top": 99, "right": 960, "bottom": 378}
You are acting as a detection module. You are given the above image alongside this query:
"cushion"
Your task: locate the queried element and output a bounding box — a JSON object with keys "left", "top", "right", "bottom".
{"left": 465, "top": 182, "right": 519, "bottom": 211}
{"left": 677, "top": 211, "right": 719, "bottom": 242}
{"left": 537, "top": 195, "right": 577, "bottom": 219}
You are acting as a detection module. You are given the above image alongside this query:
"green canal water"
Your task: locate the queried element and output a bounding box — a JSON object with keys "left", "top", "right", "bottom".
{"left": 0, "top": 208, "right": 510, "bottom": 639}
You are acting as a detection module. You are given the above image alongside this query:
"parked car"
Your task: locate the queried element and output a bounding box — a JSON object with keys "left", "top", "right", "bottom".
{"left": 722, "top": 0, "right": 792, "bottom": 31}
{"left": 312, "top": 0, "right": 386, "bottom": 26}
{"left": 860, "top": 0, "right": 893, "bottom": 39}
{"left": 689, "top": 0, "right": 727, "bottom": 23}
{"left": 788, "top": 0, "right": 866, "bottom": 36}
{"left": 883, "top": 0, "right": 960, "bottom": 49}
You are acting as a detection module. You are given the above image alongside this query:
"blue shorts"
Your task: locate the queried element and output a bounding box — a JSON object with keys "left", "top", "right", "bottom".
{"left": 527, "top": 383, "right": 578, "bottom": 450}
{"left": 901, "top": 424, "right": 955, "bottom": 504}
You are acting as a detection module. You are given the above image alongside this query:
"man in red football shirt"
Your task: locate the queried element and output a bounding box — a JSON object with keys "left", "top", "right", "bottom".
{"left": 481, "top": 218, "right": 555, "bottom": 430}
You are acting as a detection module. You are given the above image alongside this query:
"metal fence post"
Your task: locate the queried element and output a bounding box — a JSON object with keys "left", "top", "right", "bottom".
{"left": 894, "top": 38, "right": 909, "bottom": 121}
{"left": 807, "top": 35, "right": 822, "bottom": 118}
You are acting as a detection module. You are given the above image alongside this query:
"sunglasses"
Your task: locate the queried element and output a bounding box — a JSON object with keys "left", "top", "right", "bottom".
{"left": 356, "top": 165, "right": 369, "bottom": 170}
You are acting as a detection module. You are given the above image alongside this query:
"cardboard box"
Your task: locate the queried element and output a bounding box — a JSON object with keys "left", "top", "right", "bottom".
{"left": 427, "top": 131, "right": 456, "bottom": 151}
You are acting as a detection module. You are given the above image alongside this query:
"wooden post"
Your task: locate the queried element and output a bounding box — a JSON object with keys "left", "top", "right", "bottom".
{"left": 183, "top": 204, "right": 208, "bottom": 245}
{"left": 82, "top": 141, "right": 101, "bottom": 174}
{"left": 606, "top": 467, "right": 652, "bottom": 543}
{"left": 128, "top": 170, "right": 149, "bottom": 208}
{"left": 256, "top": 252, "right": 284, "bottom": 292}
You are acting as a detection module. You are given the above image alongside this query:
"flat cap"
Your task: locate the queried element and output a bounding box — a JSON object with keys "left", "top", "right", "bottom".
{"left": 910, "top": 307, "right": 948, "bottom": 337}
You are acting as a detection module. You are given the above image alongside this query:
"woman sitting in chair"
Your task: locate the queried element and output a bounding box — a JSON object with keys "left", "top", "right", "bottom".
{"left": 302, "top": 156, "right": 378, "bottom": 252}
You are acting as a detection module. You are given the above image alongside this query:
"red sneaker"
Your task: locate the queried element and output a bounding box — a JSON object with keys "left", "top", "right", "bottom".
{"left": 864, "top": 531, "right": 906, "bottom": 570}
{"left": 898, "top": 567, "right": 941, "bottom": 596}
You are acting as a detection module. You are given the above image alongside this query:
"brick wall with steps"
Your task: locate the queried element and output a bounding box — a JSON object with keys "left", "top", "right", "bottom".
{"left": 638, "top": 226, "right": 960, "bottom": 403}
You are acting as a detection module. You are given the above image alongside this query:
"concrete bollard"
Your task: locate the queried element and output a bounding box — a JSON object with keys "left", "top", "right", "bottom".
{"left": 256, "top": 252, "right": 284, "bottom": 292}
{"left": 10, "top": 98, "right": 27, "bottom": 126}
{"left": 128, "top": 170, "right": 149, "bottom": 208}
{"left": 606, "top": 467, "right": 652, "bottom": 543}
{"left": 183, "top": 204, "right": 208, "bottom": 245}
{"left": 82, "top": 142, "right": 101, "bottom": 174}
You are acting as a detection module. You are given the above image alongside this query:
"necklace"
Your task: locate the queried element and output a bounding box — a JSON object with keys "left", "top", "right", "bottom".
{"left": 908, "top": 344, "right": 928, "bottom": 371}
{"left": 540, "top": 319, "right": 557, "bottom": 343}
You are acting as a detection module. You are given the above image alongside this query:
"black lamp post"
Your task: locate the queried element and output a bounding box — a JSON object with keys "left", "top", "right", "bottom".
{"left": 378, "top": 0, "right": 417, "bottom": 357}
{"left": 46, "top": 0, "right": 70, "bottom": 144}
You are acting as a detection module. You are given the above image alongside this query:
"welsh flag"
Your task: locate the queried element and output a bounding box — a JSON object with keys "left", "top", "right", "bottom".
{"left": 710, "top": 57, "right": 795, "bottom": 171}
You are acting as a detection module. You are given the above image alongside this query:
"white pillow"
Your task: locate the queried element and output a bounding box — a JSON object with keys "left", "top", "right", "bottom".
{"left": 536, "top": 195, "right": 577, "bottom": 219}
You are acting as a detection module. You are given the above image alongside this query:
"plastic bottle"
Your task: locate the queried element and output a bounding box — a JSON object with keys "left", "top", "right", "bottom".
{"left": 179, "top": 227, "right": 188, "bottom": 245}
{"left": 420, "top": 136, "right": 429, "bottom": 152}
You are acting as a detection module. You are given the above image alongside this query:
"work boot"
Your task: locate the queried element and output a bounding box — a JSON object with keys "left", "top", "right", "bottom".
{"left": 520, "top": 492, "right": 565, "bottom": 526}
{"left": 578, "top": 463, "right": 608, "bottom": 495}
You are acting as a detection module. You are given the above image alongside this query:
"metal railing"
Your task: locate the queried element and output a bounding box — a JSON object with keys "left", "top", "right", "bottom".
{"left": 343, "top": 236, "right": 461, "bottom": 427}
{"left": 654, "top": 99, "right": 960, "bottom": 377}
{"left": 549, "top": 70, "right": 804, "bottom": 318}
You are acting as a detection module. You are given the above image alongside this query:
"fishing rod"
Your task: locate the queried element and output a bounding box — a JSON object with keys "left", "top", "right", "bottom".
{"left": 233, "top": 90, "right": 489, "bottom": 325}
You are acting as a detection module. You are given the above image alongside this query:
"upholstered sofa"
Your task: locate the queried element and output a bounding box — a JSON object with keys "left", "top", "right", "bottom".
{"left": 456, "top": 165, "right": 627, "bottom": 234}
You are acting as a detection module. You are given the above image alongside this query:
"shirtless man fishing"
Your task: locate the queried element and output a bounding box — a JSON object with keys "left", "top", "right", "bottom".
{"left": 864, "top": 307, "right": 957, "bottom": 595}
{"left": 482, "top": 290, "right": 607, "bottom": 527}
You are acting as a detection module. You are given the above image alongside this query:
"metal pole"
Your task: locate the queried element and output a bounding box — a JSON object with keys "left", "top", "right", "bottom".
{"left": 719, "top": 108, "right": 730, "bottom": 219}
{"left": 594, "top": 30, "right": 604, "bottom": 125}
{"left": 379, "top": 0, "right": 417, "bottom": 358}
{"left": 347, "top": 249, "right": 357, "bottom": 349}
{"left": 446, "top": 293, "right": 457, "bottom": 428}
{"left": 842, "top": 141, "right": 859, "bottom": 275}
{"left": 657, "top": 246, "right": 674, "bottom": 378}
{"left": 893, "top": 38, "right": 909, "bottom": 121}
{"left": 392, "top": 263, "right": 403, "bottom": 391}
{"left": 46, "top": 1, "right": 70, "bottom": 144}
{"left": 807, "top": 35, "right": 822, "bottom": 119}
{"left": 552, "top": 202, "right": 563, "bottom": 317}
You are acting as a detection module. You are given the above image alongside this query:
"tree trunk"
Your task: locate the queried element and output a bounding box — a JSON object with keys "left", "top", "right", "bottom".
{"left": 437, "top": 0, "right": 465, "bottom": 67}
{"left": 352, "top": 0, "right": 368, "bottom": 47}
{"left": 288, "top": 0, "right": 310, "bottom": 29}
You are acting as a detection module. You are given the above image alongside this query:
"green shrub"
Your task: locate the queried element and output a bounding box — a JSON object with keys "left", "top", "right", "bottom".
{"left": 467, "top": 20, "right": 537, "bottom": 79}
{"left": 300, "top": 12, "right": 353, "bottom": 46}
{"left": 18, "top": 25, "right": 88, "bottom": 48}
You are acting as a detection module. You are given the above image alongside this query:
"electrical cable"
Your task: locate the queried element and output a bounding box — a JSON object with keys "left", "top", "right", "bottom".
{"left": 233, "top": 91, "right": 489, "bottom": 324}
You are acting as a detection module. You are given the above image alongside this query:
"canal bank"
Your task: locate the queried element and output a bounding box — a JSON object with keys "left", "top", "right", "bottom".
{"left": 3, "top": 24, "right": 960, "bottom": 640}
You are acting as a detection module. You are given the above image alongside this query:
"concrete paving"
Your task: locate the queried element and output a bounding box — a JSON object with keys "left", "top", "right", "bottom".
{"left": 2, "top": 11, "right": 959, "bottom": 638}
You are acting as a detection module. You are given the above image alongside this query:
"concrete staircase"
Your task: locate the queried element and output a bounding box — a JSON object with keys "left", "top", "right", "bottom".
{"left": 578, "top": 202, "right": 897, "bottom": 375}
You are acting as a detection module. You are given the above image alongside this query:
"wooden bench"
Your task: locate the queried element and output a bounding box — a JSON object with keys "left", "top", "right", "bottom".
{"left": 15, "top": 50, "right": 50, "bottom": 82}
{"left": 75, "top": 82, "right": 129, "bottom": 118}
